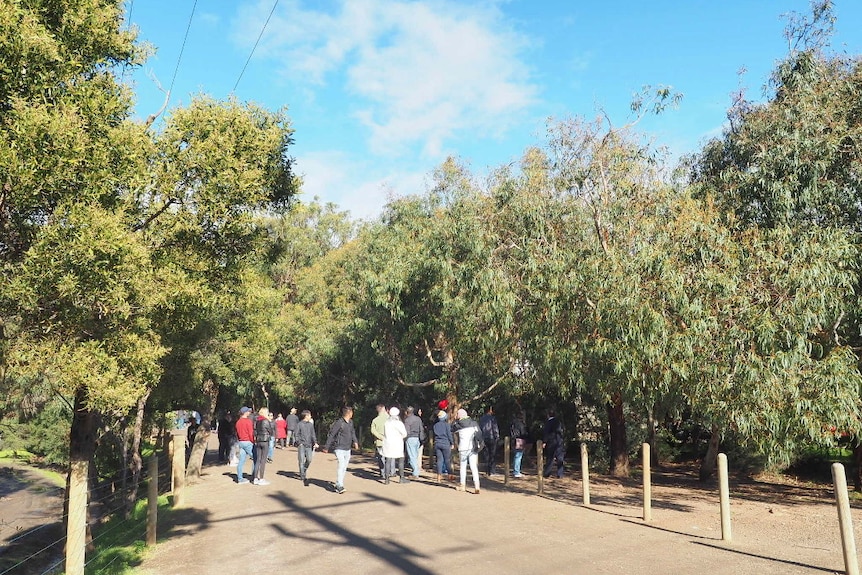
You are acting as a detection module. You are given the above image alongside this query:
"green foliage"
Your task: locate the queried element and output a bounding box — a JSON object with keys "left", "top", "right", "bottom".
{"left": 85, "top": 495, "right": 171, "bottom": 575}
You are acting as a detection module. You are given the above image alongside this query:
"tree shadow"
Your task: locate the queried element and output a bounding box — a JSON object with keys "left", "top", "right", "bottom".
{"left": 690, "top": 540, "right": 839, "bottom": 573}
{"left": 264, "top": 491, "right": 470, "bottom": 575}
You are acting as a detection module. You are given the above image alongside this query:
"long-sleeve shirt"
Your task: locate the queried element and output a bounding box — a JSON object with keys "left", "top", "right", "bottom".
{"left": 294, "top": 419, "right": 317, "bottom": 447}
{"left": 404, "top": 414, "right": 425, "bottom": 440}
{"left": 325, "top": 418, "right": 358, "bottom": 451}
{"left": 235, "top": 417, "right": 254, "bottom": 442}
{"left": 479, "top": 413, "right": 500, "bottom": 440}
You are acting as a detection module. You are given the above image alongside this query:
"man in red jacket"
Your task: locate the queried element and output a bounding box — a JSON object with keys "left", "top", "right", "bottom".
{"left": 235, "top": 406, "right": 255, "bottom": 484}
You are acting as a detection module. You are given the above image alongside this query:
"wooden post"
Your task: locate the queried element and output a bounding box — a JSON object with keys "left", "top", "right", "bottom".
{"left": 65, "top": 460, "right": 88, "bottom": 575}
{"left": 832, "top": 463, "right": 860, "bottom": 575}
{"left": 581, "top": 442, "right": 590, "bottom": 506}
{"left": 171, "top": 429, "right": 186, "bottom": 507}
{"left": 718, "top": 453, "right": 732, "bottom": 542}
{"left": 147, "top": 455, "right": 158, "bottom": 546}
{"left": 504, "top": 437, "right": 510, "bottom": 487}
{"left": 642, "top": 442, "right": 651, "bottom": 522}
{"left": 537, "top": 440, "right": 544, "bottom": 495}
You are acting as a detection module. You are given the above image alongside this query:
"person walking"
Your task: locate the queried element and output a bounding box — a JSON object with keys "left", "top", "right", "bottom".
{"left": 479, "top": 405, "right": 500, "bottom": 476}
{"left": 370, "top": 403, "right": 388, "bottom": 477}
{"left": 295, "top": 409, "right": 318, "bottom": 486}
{"left": 253, "top": 407, "right": 274, "bottom": 485}
{"left": 266, "top": 410, "right": 276, "bottom": 463}
{"left": 322, "top": 406, "right": 359, "bottom": 494}
{"left": 542, "top": 409, "right": 565, "bottom": 479}
{"left": 510, "top": 411, "right": 528, "bottom": 478}
{"left": 403, "top": 406, "right": 425, "bottom": 478}
{"left": 432, "top": 410, "right": 454, "bottom": 483}
{"left": 382, "top": 407, "right": 409, "bottom": 484}
{"left": 234, "top": 406, "right": 255, "bottom": 484}
{"left": 286, "top": 407, "right": 299, "bottom": 447}
{"left": 452, "top": 408, "right": 482, "bottom": 494}
{"left": 275, "top": 412, "right": 288, "bottom": 448}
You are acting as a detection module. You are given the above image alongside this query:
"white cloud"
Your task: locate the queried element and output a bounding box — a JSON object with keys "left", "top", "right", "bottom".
{"left": 235, "top": 0, "right": 538, "bottom": 159}
{"left": 295, "top": 150, "right": 427, "bottom": 221}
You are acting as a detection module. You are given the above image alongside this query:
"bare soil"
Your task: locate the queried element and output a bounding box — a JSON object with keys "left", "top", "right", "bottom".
{"left": 4, "top": 440, "right": 861, "bottom": 575}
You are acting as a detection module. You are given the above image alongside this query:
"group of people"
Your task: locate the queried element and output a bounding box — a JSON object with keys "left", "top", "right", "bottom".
{"left": 221, "top": 400, "right": 568, "bottom": 494}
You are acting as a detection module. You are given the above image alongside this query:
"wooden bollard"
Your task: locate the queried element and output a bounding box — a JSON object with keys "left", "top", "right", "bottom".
{"left": 642, "top": 442, "right": 651, "bottom": 522}
{"left": 580, "top": 442, "right": 590, "bottom": 506}
{"left": 537, "top": 440, "right": 544, "bottom": 495}
{"left": 504, "top": 437, "right": 510, "bottom": 486}
{"left": 65, "top": 459, "right": 88, "bottom": 575}
{"left": 147, "top": 455, "right": 158, "bottom": 546}
{"left": 832, "top": 463, "right": 860, "bottom": 575}
{"left": 718, "top": 453, "right": 732, "bottom": 541}
{"left": 171, "top": 429, "right": 186, "bottom": 507}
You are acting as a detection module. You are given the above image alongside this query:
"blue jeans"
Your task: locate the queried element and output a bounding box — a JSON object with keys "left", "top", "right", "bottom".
{"left": 298, "top": 446, "right": 314, "bottom": 480}
{"left": 268, "top": 437, "right": 275, "bottom": 459}
{"left": 236, "top": 440, "right": 254, "bottom": 481}
{"left": 334, "top": 449, "right": 351, "bottom": 488}
{"left": 405, "top": 437, "right": 421, "bottom": 476}
{"left": 513, "top": 449, "right": 524, "bottom": 475}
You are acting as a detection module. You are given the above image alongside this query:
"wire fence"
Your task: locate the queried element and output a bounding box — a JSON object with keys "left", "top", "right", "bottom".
{"left": 0, "top": 449, "right": 173, "bottom": 575}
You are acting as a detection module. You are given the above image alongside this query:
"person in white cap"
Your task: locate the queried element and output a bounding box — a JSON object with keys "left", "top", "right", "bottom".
{"left": 452, "top": 408, "right": 482, "bottom": 494}
{"left": 382, "top": 407, "right": 409, "bottom": 484}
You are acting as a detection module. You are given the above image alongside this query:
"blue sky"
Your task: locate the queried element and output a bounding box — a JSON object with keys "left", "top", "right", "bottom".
{"left": 126, "top": 0, "right": 862, "bottom": 220}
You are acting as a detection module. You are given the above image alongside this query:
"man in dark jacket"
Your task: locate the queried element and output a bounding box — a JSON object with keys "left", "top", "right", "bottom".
{"left": 286, "top": 407, "right": 300, "bottom": 447}
{"left": 479, "top": 405, "right": 500, "bottom": 476}
{"left": 542, "top": 409, "right": 565, "bottom": 478}
{"left": 403, "top": 406, "right": 425, "bottom": 478}
{"left": 323, "top": 406, "right": 359, "bottom": 494}
{"left": 294, "top": 409, "right": 318, "bottom": 486}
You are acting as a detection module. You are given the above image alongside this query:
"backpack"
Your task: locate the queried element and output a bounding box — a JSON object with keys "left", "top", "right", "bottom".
{"left": 472, "top": 423, "right": 485, "bottom": 452}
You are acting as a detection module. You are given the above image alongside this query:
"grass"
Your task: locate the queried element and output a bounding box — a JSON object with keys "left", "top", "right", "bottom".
{"left": 85, "top": 495, "right": 171, "bottom": 575}
{"left": 0, "top": 451, "right": 66, "bottom": 487}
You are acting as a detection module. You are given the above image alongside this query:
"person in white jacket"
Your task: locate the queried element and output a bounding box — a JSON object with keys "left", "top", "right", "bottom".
{"left": 382, "top": 407, "right": 409, "bottom": 484}
{"left": 452, "top": 408, "right": 481, "bottom": 494}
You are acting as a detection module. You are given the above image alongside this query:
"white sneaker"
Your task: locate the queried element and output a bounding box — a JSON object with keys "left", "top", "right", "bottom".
{"left": 257, "top": 479, "right": 271, "bottom": 486}
{"left": 253, "top": 478, "right": 260, "bottom": 485}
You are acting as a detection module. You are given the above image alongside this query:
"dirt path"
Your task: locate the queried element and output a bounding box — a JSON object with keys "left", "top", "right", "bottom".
{"left": 135, "top": 438, "right": 860, "bottom": 575}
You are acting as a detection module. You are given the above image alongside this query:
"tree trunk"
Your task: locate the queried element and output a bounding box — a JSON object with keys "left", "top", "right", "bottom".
{"left": 699, "top": 423, "right": 720, "bottom": 481}
{"left": 852, "top": 439, "right": 862, "bottom": 492}
{"left": 64, "top": 389, "right": 99, "bottom": 573}
{"left": 186, "top": 379, "right": 219, "bottom": 480}
{"left": 607, "top": 392, "right": 629, "bottom": 477}
{"left": 125, "top": 392, "right": 150, "bottom": 516}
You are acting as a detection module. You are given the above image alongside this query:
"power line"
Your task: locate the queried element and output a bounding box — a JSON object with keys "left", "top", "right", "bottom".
{"left": 233, "top": 0, "right": 280, "bottom": 93}
{"left": 167, "top": 0, "right": 199, "bottom": 107}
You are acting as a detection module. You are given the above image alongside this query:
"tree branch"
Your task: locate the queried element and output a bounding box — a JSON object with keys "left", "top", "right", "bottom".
{"left": 396, "top": 377, "right": 440, "bottom": 388}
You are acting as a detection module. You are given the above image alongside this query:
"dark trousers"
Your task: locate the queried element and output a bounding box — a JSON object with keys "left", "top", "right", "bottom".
{"left": 435, "top": 445, "right": 451, "bottom": 475}
{"left": 253, "top": 442, "right": 269, "bottom": 479}
{"left": 543, "top": 442, "right": 565, "bottom": 478}
{"left": 483, "top": 439, "right": 498, "bottom": 474}
{"left": 218, "top": 436, "right": 231, "bottom": 462}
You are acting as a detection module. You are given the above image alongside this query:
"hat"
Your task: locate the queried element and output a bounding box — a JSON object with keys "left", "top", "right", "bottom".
{"left": 389, "top": 407, "right": 400, "bottom": 417}
{"left": 437, "top": 410, "right": 448, "bottom": 420}
{"left": 437, "top": 399, "right": 449, "bottom": 410}
{"left": 457, "top": 408, "right": 468, "bottom": 420}
{"left": 239, "top": 406, "right": 252, "bottom": 414}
